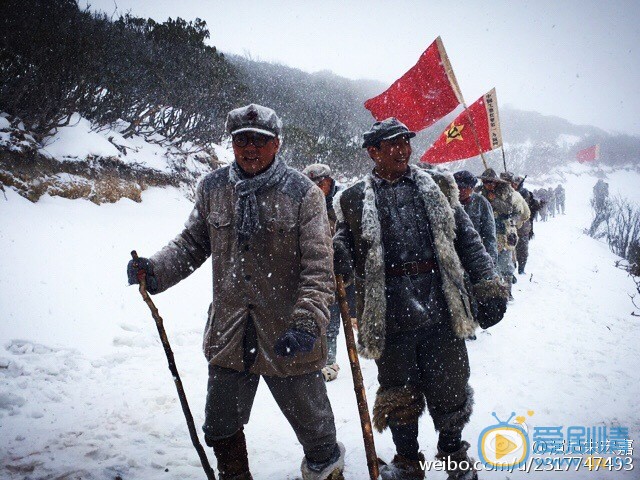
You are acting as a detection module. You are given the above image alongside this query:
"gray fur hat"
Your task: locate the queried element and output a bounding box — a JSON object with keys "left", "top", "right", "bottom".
{"left": 302, "top": 163, "right": 332, "bottom": 182}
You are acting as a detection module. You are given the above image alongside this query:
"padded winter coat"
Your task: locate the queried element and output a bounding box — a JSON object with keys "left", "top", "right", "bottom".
{"left": 463, "top": 192, "right": 498, "bottom": 264}
{"left": 149, "top": 163, "right": 334, "bottom": 377}
{"left": 480, "top": 183, "right": 524, "bottom": 252}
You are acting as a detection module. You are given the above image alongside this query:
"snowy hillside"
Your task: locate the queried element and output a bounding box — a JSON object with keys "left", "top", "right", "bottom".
{"left": 0, "top": 112, "right": 233, "bottom": 204}
{"left": 1, "top": 165, "right": 639, "bottom": 479}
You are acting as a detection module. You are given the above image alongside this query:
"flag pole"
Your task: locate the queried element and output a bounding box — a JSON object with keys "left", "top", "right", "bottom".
{"left": 501, "top": 145, "right": 508, "bottom": 172}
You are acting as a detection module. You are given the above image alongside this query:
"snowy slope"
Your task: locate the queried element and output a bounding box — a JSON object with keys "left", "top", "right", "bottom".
{"left": 1, "top": 167, "right": 639, "bottom": 479}
{"left": 36, "top": 113, "right": 235, "bottom": 172}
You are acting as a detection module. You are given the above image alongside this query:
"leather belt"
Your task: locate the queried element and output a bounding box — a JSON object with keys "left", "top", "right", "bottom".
{"left": 386, "top": 259, "right": 437, "bottom": 277}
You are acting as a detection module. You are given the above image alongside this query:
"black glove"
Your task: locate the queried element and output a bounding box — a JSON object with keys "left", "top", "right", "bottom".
{"left": 529, "top": 230, "right": 535, "bottom": 240}
{"left": 477, "top": 297, "right": 507, "bottom": 329}
{"left": 274, "top": 329, "right": 316, "bottom": 357}
{"left": 127, "top": 257, "right": 159, "bottom": 293}
{"left": 507, "top": 232, "right": 518, "bottom": 247}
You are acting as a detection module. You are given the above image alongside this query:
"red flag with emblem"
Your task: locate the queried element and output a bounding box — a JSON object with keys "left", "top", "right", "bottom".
{"left": 420, "top": 88, "right": 503, "bottom": 164}
{"left": 576, "top": 145, "right": 599, "bottom": 162}
{"left": 364, "top": 37, "right": 463, "bottom": 132}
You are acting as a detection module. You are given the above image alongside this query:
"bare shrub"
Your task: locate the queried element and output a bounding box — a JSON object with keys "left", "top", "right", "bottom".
{"left": 605, "top": 197, "right": 640, "bottom": 260}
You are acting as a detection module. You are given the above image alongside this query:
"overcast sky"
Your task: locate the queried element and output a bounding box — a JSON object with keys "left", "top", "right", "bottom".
{"left": 85, "top": 0, "right": 640, "bottom": 136}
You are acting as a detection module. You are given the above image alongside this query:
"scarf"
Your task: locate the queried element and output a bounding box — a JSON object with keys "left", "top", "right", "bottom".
{"left": 228, "top": 157, "right": 287, "bottom": 242}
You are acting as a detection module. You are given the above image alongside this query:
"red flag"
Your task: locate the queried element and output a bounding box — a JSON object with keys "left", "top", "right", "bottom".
{"left": 420, "top": 88, "right": 503, "bottom": 164}
{"left": 576, "top": 145, "right": 599, "bottom": 162}
{"left": 364, "top": 37, "right": 463, "bottom": 132}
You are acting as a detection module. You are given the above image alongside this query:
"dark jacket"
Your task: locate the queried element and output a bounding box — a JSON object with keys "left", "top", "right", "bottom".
{"left": 462, "top": 192, "right": 498, "bottom": 263}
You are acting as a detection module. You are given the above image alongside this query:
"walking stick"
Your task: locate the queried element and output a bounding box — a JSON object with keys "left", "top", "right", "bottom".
{"left": 130, "top": 251, "right": 216, "bottom": 480}
{"left": 335, "top": 275, "right": 380, "bottom": 480}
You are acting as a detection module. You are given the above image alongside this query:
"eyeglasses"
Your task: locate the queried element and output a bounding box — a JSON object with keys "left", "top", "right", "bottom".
{"left": 232, "top": 132, "right": 273, "bottom": 148}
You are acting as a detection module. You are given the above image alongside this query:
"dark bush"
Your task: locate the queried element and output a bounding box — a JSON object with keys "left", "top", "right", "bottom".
{"left": 0, "top": 0, "right": 244, "bottom": 146}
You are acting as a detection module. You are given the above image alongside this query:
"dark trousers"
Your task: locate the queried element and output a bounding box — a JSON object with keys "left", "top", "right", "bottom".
{"left": 203, "top": 364, "right": 337, "bottom": 462}
{"left": 376, "top": 326, "right": 472, "bottom": 456}
{"left": 516, "top": 221, "right": 531, "bottom": 272}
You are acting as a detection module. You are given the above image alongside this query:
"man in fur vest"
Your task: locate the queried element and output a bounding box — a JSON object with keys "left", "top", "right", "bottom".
{"left": 333, "top": 118, "right": 508, "bottom": 480}
{"left": 127, "top": 104, "right": 344, "bottom": 480}
{"left": 499, "top": 172, "right": 531, "bottom": 279}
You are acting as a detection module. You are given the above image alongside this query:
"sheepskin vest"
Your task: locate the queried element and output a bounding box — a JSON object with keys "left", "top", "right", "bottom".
{"left": 334, "top": 166, "right": 477, "bottom": 359}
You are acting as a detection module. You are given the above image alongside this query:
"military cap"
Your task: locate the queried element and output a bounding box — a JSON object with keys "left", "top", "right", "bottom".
{"left": 226, "top": 103, "right": 282, "bottom": 137}
{"left": 362, "top": 117, "right": 416, "bottom": 148}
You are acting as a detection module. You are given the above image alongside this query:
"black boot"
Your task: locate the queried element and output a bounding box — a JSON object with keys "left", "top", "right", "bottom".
{"left": 436, "top": 440, "right": 477, "bottom": 480}
{"left": 380, "top": 423, "right": 425, "bottom": 479}
{"left": 211, "top": 428, "right": 253, "bottom": 480}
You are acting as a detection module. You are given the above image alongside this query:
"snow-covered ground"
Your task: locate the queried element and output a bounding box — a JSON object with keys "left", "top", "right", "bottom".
{"left": 1, "top": 165, "right": 639, "bottom": 479}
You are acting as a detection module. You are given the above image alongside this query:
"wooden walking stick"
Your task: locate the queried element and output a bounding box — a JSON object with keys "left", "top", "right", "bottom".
{"left": 130, "top": 251, "right": 216, "bottom": 480}
{"left": 335, "top": 274, "right": 380, "bottom": 480}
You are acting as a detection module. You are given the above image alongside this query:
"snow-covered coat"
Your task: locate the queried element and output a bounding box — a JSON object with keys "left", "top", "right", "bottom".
{"left": 149, "top": 163, "right": 335, "bottom": 377}
{"left": 333, "top": 166, "right": 501, "bottom": 359}
{"left": 480, "top": 183, "right": 523, "bottom": 252}
{"left": 512, "top": 190, "right": 531, "bottom": 229}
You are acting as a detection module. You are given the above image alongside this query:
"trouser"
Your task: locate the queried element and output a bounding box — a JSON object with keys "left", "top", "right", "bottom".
{"left": 497, "top": 248, "right": 515, "bottom": 284}
{"left": 516, "top": 222, "right": 531, "bottom": 272}
{"left": 373, "top": 326, "right": 473, "bottom": 458}
{"left": 326, "top": 282, "right": 356, "bottom": 365}
{"left": 203, "top": 364, "right": 337, "bottom": 462}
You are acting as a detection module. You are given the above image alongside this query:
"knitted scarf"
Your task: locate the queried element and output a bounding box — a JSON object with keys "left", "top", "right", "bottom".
{"left": 228, "top": 157, "right": 287, "bottom": 242}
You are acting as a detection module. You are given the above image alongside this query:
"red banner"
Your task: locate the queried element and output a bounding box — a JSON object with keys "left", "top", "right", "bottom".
{"left": 576, "top": 145, "right": 599, "bottom": 162}
{"left": 364, "top": 37, "right": 463, "bottom": 132}
{"left": 420, "top": 88, "right": 503, "bottom": 164}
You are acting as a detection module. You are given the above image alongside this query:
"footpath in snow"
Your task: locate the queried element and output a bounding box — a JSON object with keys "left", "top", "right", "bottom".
{"left": 1, "top": 166, "right": 639, "bottom": 479}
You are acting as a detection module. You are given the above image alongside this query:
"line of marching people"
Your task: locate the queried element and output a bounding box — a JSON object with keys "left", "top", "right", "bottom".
{"left": 454, "top": 168, "right": 565, "bottom": 300}
{"left": 452, "top": 169, "right": 565, "bottom": 301}
{"left": 127, "top": 107, "right": 510, "bottom": 480}
{"left": 534, "top": 184, "right": 566, "bottom": 221}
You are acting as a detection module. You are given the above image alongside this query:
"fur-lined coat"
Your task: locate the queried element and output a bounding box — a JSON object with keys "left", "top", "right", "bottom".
{"left": 333, "top": 166, "right": 502, "bottom": 360}
{"left": 479, "top": 183, "right": 525, "bottom": 252}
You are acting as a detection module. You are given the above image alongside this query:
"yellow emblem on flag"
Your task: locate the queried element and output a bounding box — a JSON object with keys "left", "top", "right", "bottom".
{"left": 445, "top": 123, "right": 464, "bottom": 143}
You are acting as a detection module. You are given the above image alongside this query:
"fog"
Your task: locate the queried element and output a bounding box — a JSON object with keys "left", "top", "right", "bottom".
{"left": 84, "top": 0, "right": 640, "bottom": 136}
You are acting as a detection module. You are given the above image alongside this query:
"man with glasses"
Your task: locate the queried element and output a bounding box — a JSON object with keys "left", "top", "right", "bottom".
{"left": 333, "top": 118, "right": 507, "bottom": 480}
{"left": 127, "top": 104, "right": 344, "bottom": 480}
